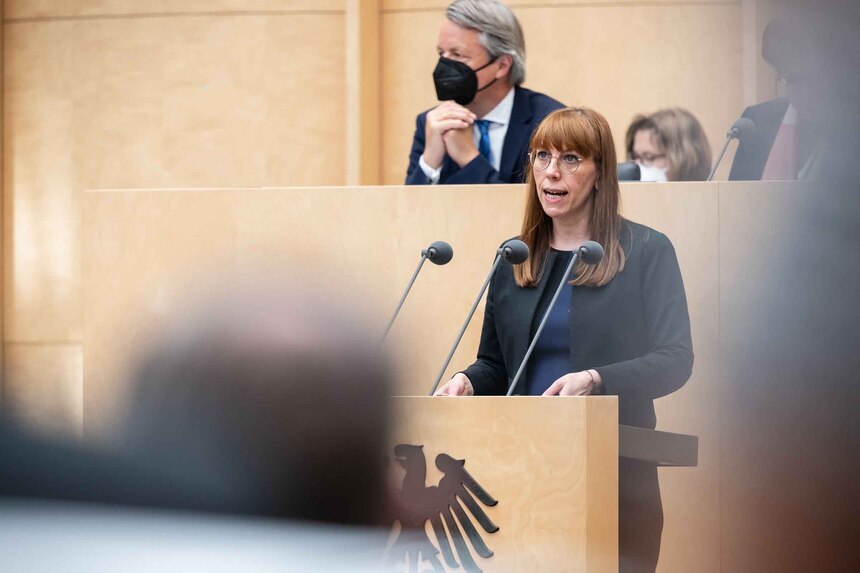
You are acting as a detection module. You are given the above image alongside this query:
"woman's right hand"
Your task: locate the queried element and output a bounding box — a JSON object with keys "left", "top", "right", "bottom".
{"left": 434, "top": 372, "right": 474, "bottom": 396}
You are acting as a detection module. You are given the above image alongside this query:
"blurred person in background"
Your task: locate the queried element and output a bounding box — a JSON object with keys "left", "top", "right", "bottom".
{"left": 625, "top": 108, "right": 712, "bottom": 182}
{"left": 116, "top": 273, "right": 394, "bottom": 526}
{"left": 405, "top": 0, "right": 564, "bottom": 185}
{"left": 729, "top": 13, "right": 833, "bottom": 180}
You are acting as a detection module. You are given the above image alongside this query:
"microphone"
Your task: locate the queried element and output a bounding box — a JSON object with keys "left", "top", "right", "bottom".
{"left": 428, "top": 239, "right": 529, "bottom": 395}
{"left": 577, "top": 240, "right": 604, "bottom": 265}
{"left": 505, "top": 241, "right": 604, "bottom": 396}
{"left": 616, "top": 161, "right": 641, "bottom": 181}
{"left": 424, "top": 240, "right": 454, "bottom": 265}
{"left": 728, "top": 117, "right": 755, "bottom": 140}
{"left": 708, "top": 117, "right": 756, "bottom": 181}
{"left": 500, "top": 239, "right": 529, "bottom": 264}
{"left": 380, "top": 241, "right": 453, "bottom": 343}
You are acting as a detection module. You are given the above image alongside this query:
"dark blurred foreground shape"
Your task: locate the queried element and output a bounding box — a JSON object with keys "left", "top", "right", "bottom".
{"left": 1, "top": 272, "right": 396, "bottom": 569}
{"left": 0, "top": 416, "right": 238, "bottom": 512}
{"left": 2, "top": 273, "right": 394, "bottom": 527}
{"left": 721, "top": 2, "right": 860, "bottom": 570}
{"left": 115, "top": 273, "right": 394, "bottom": 525}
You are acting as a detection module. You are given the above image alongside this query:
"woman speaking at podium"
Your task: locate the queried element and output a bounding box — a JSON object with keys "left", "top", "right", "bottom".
{"left": 434, "top": 107, "right": 693, "bottom": 571}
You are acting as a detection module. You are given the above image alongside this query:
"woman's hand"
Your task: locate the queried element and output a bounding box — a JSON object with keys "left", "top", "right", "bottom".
{"left": 542, "top": 370, "right": 602, "bottom": 396}
{"left": 434, "top": 372, "right": 474, "bottom": 396}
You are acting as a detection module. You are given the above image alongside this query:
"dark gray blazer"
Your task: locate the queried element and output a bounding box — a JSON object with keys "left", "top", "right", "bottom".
{"left": 728, "top": 98, "right": 790, "bottom": 181}
{"left": 463, "top": 220, "right": 693, "bottom": 428}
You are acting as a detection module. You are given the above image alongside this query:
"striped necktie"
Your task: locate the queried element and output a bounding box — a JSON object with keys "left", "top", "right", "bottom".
{"left": 476, "top": 120, "right": 492, "bottom": 163}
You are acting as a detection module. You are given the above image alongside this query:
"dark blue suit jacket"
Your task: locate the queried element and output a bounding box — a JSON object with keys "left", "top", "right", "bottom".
{"left": 404, "top": 86, "right": 564, "bottom": 185}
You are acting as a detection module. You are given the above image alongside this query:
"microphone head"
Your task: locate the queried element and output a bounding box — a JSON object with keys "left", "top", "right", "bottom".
{"left": 500, "top": 239, "right": 529, "bottom": 264}
{"left": 616, "top": 161, "right": 641, "bottom": 181}
{"left": 578, "top": 241, "right": 604, "bottom": 265}
{"left": 728, "top": 117, "right": 756, "bottom": 140}
{"left": 423, "top": 240, "right": 453, "bottom": 265}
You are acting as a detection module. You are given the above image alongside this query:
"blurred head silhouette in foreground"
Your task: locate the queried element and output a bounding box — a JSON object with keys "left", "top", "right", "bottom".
{"left": 117, "top": 272, "right": 393, "bottom": 525}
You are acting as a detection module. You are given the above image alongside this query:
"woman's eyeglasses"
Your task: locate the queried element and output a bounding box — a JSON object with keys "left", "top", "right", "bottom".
{"left": 631, "top": 152, "right": 667, "bottom": 167}
{"left": 530, "top": 150, "right": 583, "bottom": 174}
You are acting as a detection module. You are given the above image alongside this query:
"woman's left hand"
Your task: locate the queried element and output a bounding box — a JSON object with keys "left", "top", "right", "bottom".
{"left": 542, "top": 370, "right": 601, "bottom": 396}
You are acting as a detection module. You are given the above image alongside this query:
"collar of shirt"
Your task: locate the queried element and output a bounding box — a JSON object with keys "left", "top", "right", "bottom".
{"left": 481, "top": 87, "right": 515, "bottom": 126}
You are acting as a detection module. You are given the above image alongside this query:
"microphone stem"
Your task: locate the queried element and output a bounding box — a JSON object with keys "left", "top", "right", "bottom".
{"left": 708, "top": 135, "right": 734, "bottom": 181}
{"left": 380, "top": 254, "right": 428, "bottom": 344}
{"left": 506, "top": 251, "right": 580, "bottom": 396}
{"left": 429, "top": 253, "right": 503, "bottom": 396}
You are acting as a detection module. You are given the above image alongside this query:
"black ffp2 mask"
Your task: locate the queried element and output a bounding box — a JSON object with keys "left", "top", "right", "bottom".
{"left": 432, "top": 56, "right": 497, "bottom": 105}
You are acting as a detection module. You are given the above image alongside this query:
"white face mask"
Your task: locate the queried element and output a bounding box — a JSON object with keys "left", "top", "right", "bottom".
{"left": 637, "top": 163, "right": 668, "bottom": 182}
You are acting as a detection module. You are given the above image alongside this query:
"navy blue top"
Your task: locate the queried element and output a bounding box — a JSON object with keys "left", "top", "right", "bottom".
{"left": 525, "top": 250, "right": 573, "bottom": 395}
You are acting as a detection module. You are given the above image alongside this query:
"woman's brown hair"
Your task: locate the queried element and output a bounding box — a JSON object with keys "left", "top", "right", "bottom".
{"left": 625, "top": 107, "right": 712, "bottom": 181}
{"left": 514, "top": 107, "right": 626, "bottom": 288}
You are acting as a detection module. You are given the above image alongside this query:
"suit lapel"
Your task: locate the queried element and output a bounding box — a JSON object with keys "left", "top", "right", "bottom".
{"left": 752, "top": 99, "right": 791, "bottom": 179}
{"left": 762, "top": 99, "right": 791, "bottom": 140}
{"left": 499, "top": 87, "right": 533, "bottom": 182}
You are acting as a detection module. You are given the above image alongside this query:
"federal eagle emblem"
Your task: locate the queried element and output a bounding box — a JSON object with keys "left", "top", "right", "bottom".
{"left": 386, "top": 444, "right": 499, "bottom": 573}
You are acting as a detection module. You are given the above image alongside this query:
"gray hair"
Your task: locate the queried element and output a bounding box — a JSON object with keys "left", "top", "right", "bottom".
{"left": 446, "top": 0, "right": 526, "bottom": 85}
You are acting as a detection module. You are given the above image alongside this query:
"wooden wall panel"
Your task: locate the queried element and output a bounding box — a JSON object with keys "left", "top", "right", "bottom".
{"left": 383, "top": 0, "right": 736, "bottom": 9}
{"left": 232, "top": 186, "right": 401, "bottom": 334}
{"left": 4, "top": 344, "right": 83, "bottom": 435}
{"left": 381, "top": 2, "right": 743, "bottom": 185}
{"left": 3, "top": 21, "right": 78, "bottom": 342}
{"left": 3, "top": 8, "right": 346, "bottom": 432}
{"left": 381, "top": 9, "right": 439, "bottom": 186}
{"left": 716, "top": 181, "right": 857, "bottom": 572}
{"left": 387, "top": 185, "right": 524, "bottom": 396}
{"left": 81, "top": 185, "right": 525, "bottom": 432}
{"left": 0, "top": 0, "right": 5, "bottom": 402}
{"left": 5, "top": 1, "right": 345, "bottom": 20}
{"left": 522, "top": 3, "right": 742, "bottom": 178}
{"left": 345, "top": 0, "right": 381, "bottom": 185}
{"left": 82, "top": 189, "right": 239, "bottom": 436}
{"left": 622, "top": 183, "right": 721, "bottom": 572}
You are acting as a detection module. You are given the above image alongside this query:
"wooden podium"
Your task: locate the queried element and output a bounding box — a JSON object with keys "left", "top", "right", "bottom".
{"left": 388, "top": 396, "right": 699, "bottom": 573}
{"left": 389, "top": 396, "right": 619, "bottom": 573}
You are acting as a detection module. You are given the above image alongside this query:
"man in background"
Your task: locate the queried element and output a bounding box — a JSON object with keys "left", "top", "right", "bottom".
{"left": 729, "top": 13, "right": 839, "bottom": 180}
{"left": 405, "top": 0, "right": 564, "bottom": 185}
